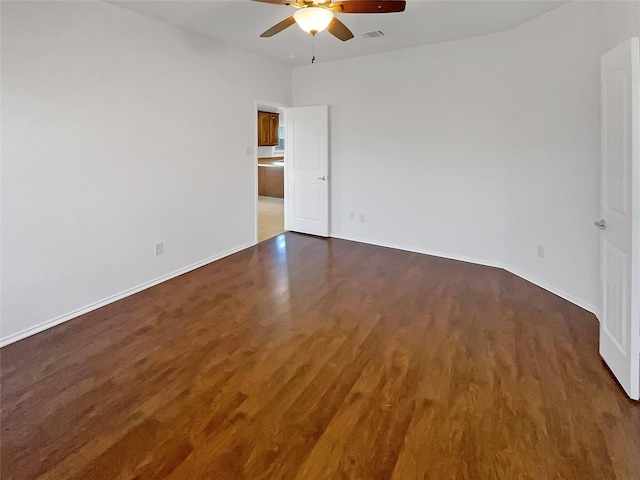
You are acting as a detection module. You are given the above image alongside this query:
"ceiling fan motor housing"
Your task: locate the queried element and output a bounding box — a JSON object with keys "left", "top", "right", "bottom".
{"left": 256, "top": 0, "right": 406, "bottom": 41}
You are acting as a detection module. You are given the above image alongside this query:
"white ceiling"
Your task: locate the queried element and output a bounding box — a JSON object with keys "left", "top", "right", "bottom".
{"left": 110, "top": 0, "right": 568, "bottom": 66}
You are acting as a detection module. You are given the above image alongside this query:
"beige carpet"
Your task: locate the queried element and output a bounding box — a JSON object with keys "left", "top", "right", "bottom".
{"left": 258, "top": 196, "right": 284, "bottom": 242}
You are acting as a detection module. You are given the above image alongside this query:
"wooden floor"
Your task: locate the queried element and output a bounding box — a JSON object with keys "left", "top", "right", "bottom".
{"left": 258, "top": 196, "right": 284, "bottom": 242}
{"left": 1, "top": 233, "right": 639, "bottom": 480}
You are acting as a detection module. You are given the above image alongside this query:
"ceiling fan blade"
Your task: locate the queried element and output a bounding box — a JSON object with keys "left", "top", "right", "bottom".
{"left": 328, "top": 17, "right": 354, "bottom": 41}
{"left": 330, "top": 0, "right": 406, "bottom": 14}
{"left": 260, "top": 16, "right": 296, "bottom": 37}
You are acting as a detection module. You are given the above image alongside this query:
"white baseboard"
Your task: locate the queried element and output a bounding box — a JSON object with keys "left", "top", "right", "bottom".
{"left": 1, "top": 235, "right": 599, "bottom": 347}
{"left": 0, "top": 242, "right": 254, "bottom": 348}
{"left": 331, "top": 233, "right": 504, "bottom": 269}
{"left": 504, "top": 265, "right": 599, "bottom": 318}
{"left": 331, "top": 234, "right": 598, "bottom": 318}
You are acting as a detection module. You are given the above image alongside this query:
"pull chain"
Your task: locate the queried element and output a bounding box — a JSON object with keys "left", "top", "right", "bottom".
{"left": 311, "top": 41, "right": 316, "bottom": 64}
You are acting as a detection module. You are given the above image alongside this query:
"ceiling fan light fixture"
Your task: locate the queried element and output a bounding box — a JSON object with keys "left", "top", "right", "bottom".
{"left": 293, "top": 7, "right": 334, "bottom": 36}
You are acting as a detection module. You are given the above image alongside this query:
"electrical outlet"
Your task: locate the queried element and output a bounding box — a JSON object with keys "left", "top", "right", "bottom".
{"left": 537, "top": 245, "right": 544, "bottom": 258}
{"left": 155, "top": 242, "right": 164, "bottom": 256}
{"left": 360, "top": 214, "right": 366, "bottom": 223}
{"left": 349, "top": 211, "right": 355, "bottom": 220}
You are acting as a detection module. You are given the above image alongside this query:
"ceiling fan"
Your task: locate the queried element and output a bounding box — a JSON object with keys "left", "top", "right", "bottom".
{"left": 253, "top": 0, "right": 406, "bottom": 41}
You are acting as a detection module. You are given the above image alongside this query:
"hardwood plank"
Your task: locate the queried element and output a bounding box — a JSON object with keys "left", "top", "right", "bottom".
{"left": 1, "top": 233, "right": 639, "bottom": 480}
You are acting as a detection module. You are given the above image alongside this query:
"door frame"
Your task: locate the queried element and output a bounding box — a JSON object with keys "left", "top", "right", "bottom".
{"left": 253, "top": 99, "right": 289, "bottom": 245}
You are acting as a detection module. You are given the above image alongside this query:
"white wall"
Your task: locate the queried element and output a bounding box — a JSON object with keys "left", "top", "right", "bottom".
{"left": 293, "top": 1, "right": 640, "bottom": 314}
{"left": 294, "top": 34, "right": 510, "bottom": 267}
{"left": 1, "top": 1, "right": 291, "bottom": 343}
{"left": 598, "top": 0, "right": 640, "bottom": 53}
{"left": 2, "top": 1, "right": 638, "bottom": 346}
{"left": 503, "top": 1, "right": 640, "bottom": 313}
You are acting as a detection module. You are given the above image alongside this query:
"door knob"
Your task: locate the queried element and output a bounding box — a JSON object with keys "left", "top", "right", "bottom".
{"left": 317, "top": 176, "right": 327, "bottom": 181}
{"left": 594, "top": 219, "right": 606, "bottom": 230}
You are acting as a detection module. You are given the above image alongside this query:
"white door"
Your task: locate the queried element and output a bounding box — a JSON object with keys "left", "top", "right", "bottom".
{"left": 285, "top": 105, "right": 329, "bottom": 237}
{"left": 599, "top": 37, "right": 640, "bottom": 400}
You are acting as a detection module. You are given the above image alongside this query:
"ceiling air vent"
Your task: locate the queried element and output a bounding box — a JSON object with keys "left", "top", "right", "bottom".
{"left": 362, "top": 30, "right": 385, "bottom": 39}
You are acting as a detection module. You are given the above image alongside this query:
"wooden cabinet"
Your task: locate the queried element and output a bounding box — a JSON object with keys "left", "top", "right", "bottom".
{"left": 258, "top": 111, "right": 279, "bottom": 146}
{"left": 258, "top": 165, "right": 284, "bottom": 198}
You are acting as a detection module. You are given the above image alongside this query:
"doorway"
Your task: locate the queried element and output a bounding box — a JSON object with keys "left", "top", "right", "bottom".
{"left": 255, "top": 102, "right": 286, "bottom": 242}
